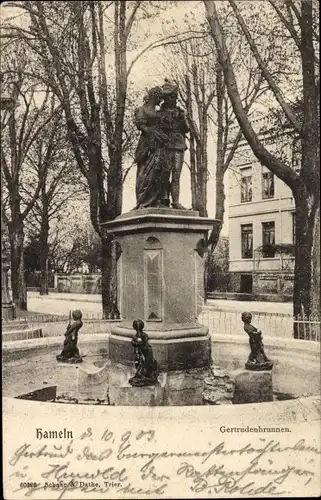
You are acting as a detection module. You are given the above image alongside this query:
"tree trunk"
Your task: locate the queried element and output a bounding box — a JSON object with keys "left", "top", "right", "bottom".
{"left": 198, "top": 167, "right": 208, "bottom": 217}
{"left": 200, "top": 110, "right": 208, "bottom": 218}
{"left": 87, "top": 149, "right": 122, "bottom": 319}
{"left": 293, "top": 190, "right": 320, "bottom": 338}
{"left": 39, "top": 217, "right": 49, "bottom": 295}
{"left": 210, "top": 166, "right": 225, "bottom": 250}
{"left": 299, "top": 0, "right": 320, "bottom": 327}
{"left": 102, "top": 152, "right": 122, "bottom": 319}
{"left": 18, "top": 246, "right": 27, "bottom": 310}
{"left": 311, "top": 202, "right": 320, "bottom": 319}
{"left": 204, "top": 257, "right": 208, "bottom": 305}
{"left": 101, "top": 235, "right": 120, "bottom": 319}
{"left": 210, "top": 63, "right": 225, "bottom": 250}
{"left": 189, "top": 134, "right": 198, "bottom": 211}
{"left": 9, "top": 225, "right": 27, "bottom": 310}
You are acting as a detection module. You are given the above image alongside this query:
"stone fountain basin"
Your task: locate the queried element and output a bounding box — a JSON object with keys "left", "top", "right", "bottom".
{"left": 2, "top": 332, "right": 320, "bottom": 405}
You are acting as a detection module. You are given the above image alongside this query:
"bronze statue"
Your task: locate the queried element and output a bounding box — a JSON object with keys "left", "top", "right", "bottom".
{"left": 134, "top": 86, "right": 170, "bottom": 209}
{"left": 133, "top": 80, "right": 189, "bottom": 210}
{"left": 241, "top": 312, "right": 273, "bottom": 371}
{"left": 56, "top": 310, "right": 83, "bottom": 363}
{"left": 129, "top": 319, "right": 159, "bottom": 386}
{"left": 160, "top": 79, "right": 189, "bottom": 209}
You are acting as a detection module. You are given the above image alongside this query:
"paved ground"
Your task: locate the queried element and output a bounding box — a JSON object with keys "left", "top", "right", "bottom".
{"left": 207, "top": 298, "right": 292, "bottom": 315}
{"left": 27, "top": 292, "right": 103, "bottom": 316}
{"left": 26, "top": 291, "right": 293, "bottom": 316}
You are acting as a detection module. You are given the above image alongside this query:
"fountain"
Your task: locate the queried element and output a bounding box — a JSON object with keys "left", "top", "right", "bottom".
{"left": 2, "top": 82, "right": 320, "bottom": 408}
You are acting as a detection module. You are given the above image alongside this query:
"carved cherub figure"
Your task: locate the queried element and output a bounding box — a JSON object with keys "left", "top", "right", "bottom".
{"left": 241, "top": 312, "right": 273, "bottom": 370}
{"left": 129, "top": 319, "right": 159, "bottom": 386}
{"left": 56, "top": 310, "right": 83, "bottom": 363}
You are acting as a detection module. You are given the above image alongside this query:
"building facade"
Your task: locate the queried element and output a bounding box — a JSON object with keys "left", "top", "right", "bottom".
{"left": 228, "top": 127, "right": 296, "bottom": 297}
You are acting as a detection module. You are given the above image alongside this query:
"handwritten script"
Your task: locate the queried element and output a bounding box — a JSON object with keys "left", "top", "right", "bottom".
{"left": 5, "top": 424, "right": 320, "bottom": 499}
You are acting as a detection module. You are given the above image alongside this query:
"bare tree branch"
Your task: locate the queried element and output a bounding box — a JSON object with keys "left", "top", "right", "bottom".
{"left": 228, "top": 0, "right": 302, "bottom": 135}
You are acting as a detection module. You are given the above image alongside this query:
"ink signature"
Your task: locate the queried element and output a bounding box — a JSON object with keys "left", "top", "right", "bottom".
{"left": 7, "top": 428, "right": 320, "bottom": 498}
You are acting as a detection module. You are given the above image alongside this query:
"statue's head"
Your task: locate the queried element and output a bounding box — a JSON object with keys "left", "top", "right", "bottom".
{"left": 133, "top": 319, "right": 144, "bottom": 333}
{"left": 143, "top": 86, "right": 163, "bottom": 105}
{"left": 162, "top": 78, "right": 179, "bottom": 107}
{"left": 241, "top": 312, "right": 252, "bottom": 323}
{"left": 72, "top": 310, "right": 82, "bottom": 321}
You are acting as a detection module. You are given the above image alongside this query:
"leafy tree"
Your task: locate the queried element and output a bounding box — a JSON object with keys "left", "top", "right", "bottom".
{"left": 25, "top": 113, "right": 87, "bottom": 294}
{"left": 162, "top": 12, "right": 274, "bottom": 244}
{"left": 46, "top": 203, "right": 90, "bottom": 274}
{"left": 206, "top": 236, "right": 230, "bottom": 292}
{"left": 3, "top": 0, "right": 191, "bottom": 317}
{"left": 82, "top": 234, "right": 103, "bottom": 273}
{"left": 24, "top": 233, "right": 41, "bottom": 274}
{"left": 1, "top": 42, "right": 61, "bottom": 309}
{"left": 204, "top": 0, "right": 320, "bottom": 328}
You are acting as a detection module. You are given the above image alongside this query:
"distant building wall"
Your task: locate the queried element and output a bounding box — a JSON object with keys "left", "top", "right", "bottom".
{"left": 228, "top": 132, "right": 295, "bottom": 298}
{"left": 25, "top": 271, "right": 55, "bottom": 290}
{"left": 54, "top": 274, "right": 102, "bottom": 294}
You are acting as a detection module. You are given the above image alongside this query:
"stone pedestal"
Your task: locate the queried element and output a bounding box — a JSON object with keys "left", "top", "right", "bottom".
{"left": 56, "top": 363, "right": 80, "bottom": 399}
{"left": 56, "top": 362, "right": 109, "bottom": 401}
{"left": 233, "top": 370, "right": 273, "bottom": 404}
{"left": 108, "top": 333, "right": 211, "bottom": 371}
{"left": 2, "top": 303, "right": 15, "bottom": 322}
{"left": 102, "top": 208, "right": 219, "bottom": 405}
{"left": 108, "top": 363, "right": 161, "bottom": 405}
{"left": 1, "top": 252, "right": 15, "bottom": 321}
{"left": 107, "top": 362, "right": 211, "bottom": 406}
{"left": 164, "top": 368, "right": 211, "bottom": 405}
{"left": 103, "top": 208, "right": 219, "bottom": 371}
{"left": 77, "top": 362, "right": 109, "bottom": 400}
{"left": 202, "top": 366, "right": 235, "bottom": 405}
{"left": 112, "top": 380, "right": 166, "bottom": 406}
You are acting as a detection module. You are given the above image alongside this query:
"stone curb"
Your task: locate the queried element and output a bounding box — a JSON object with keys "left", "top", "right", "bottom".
{"left": 3, "top": 394, "right": 321, "bottom": 424}
{"left": 28, "top": 294, "right": 101, "bottom": 303}
{"left": 3, "top": 332, "right": 319, "bottom": 356}
{"left": 2, "top": 332, "right": 110, "bottom": 352}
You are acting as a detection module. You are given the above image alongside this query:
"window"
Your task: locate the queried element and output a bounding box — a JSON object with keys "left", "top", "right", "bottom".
{"left": 241, "top": 175, "right": 252, "bottom": 202}
{"left": 241, "top": 224, "right": 253, "bottom": 258}
{"left": 262, "top": 221, "right": 275, "bottom": 258}
{"left": 240, "top": 275, "right": 253, "bottom": 294}
{"left": 262, "top": 171, "right": 274, "bottom": 199}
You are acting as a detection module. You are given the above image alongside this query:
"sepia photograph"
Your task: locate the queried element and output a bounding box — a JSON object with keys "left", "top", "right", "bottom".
{"left": 1, "top": 0, "right": 320, "bottom": 498}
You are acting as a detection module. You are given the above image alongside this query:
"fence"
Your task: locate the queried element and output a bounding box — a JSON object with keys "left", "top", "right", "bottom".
{"left": 2, "top": 309, "right": 320, "bottom": 342}
{"left": 199, "top": 309, "right": 320, "bottom": 342}
{"left": 3, "top": 313, "right": 120, "bottom": 339}
{"left": 292, "top": 314, "right": 321, "bottom": 342}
